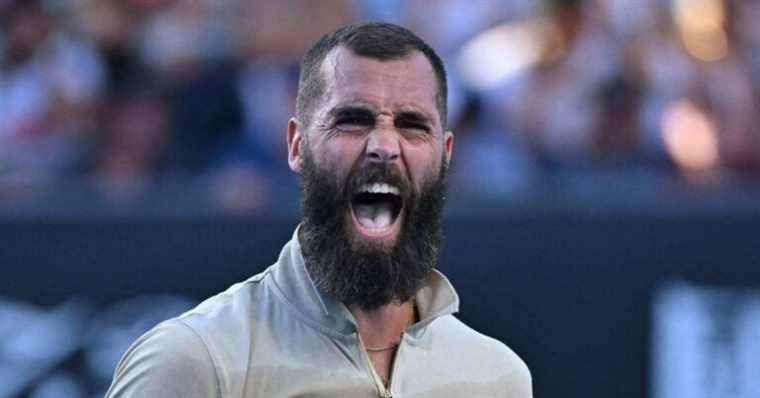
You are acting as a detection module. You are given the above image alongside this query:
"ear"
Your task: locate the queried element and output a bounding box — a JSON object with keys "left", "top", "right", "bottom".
{"left": 443, "top": 130, "right": 454, "bottom": 166}
{"left": 287, "top": 118, "right": 305, "bottom": 173}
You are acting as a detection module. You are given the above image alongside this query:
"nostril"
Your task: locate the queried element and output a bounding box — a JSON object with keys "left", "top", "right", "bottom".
{"left": 367, "top": 151, "right": 398, "bottom": 162}
{"left": 366, "top": 129, "right": 400, "bottom": 162}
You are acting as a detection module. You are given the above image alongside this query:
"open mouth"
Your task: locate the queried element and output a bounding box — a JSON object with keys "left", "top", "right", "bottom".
{"left": 350, "top": 182, "right": 404, "bottom": 237}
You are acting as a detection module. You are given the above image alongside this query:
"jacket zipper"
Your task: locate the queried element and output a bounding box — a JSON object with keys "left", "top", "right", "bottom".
{"left": 387, "top": 333, "right": 405, "bottom": 397}
{"left": 357, "top": 334, "right": 395, "bottom": 398}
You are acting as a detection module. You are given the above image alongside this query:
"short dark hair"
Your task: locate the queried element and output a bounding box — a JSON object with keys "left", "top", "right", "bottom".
{"left": 296, "top": 22, "right": 448, "bottom": 128}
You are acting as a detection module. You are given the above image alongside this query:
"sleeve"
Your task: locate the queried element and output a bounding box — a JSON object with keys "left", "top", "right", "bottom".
{"left": 105, "top": 319, "right": 220, "bottom": 398}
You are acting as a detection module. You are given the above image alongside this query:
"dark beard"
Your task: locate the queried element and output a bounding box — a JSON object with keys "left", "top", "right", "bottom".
{"left": 299, "top": 148, "right": 447, "bottom": 311}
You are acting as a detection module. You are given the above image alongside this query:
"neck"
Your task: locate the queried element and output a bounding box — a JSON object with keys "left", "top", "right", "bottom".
{"left": 350, "top": 300, "right": 416, "bottom": 349}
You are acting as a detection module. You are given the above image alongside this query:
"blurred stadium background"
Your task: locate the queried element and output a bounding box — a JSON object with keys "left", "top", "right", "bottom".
{"left": 2, "top": 0, "right": 760, "bottom": 397}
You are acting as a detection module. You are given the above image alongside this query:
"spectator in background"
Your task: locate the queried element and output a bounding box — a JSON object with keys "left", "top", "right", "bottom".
{"left": 136, "top": 0, "right": 242, "bottom": 173}
{"left": 700, "top": 1, "right": 760, "bottom": 172}
{"left": 502, "top": 0, "right": 621, "bottom": 171}
{"left": 0, "top": 0, "right": 105, "bottom": 193}
{"left": 590, "top": 72, "right": 646, "bottom": 167}
{"left": 93, "top": 82, "right": 168, "bottom": 204}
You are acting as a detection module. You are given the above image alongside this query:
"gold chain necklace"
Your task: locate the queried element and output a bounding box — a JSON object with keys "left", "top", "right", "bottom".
{"left": 364, "top": 342, "right": 400, "bottom": 352}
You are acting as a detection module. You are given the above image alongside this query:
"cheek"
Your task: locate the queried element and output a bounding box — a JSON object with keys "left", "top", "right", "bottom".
{"left": 314, "top": 139, "right": 363, "bottom": 183}
{"left": 404, "top": 145, "right": 441, "bottom": 186}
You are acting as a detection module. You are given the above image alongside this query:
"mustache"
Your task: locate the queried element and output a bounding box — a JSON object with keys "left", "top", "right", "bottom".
{"left": 346, "top": 162, "right": 412, "bottom": 200}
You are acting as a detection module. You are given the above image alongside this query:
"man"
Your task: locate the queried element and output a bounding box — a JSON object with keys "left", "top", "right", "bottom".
{"left": 106, "top": 22, "right": 532, "bottom": 397}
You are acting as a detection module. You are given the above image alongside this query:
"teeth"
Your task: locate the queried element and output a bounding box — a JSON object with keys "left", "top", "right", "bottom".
{"left": 358, "top": 183, "right": 399, "bottom": 195}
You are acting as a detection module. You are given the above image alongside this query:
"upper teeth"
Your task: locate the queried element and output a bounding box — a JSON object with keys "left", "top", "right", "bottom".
{"left": 359, "top": 183, "right": 399, "bottom": 195}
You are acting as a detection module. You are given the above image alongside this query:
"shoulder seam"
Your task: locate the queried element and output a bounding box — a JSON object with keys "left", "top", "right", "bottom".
{"left": 174, "top": 318, "right": 223, "bottom": 398}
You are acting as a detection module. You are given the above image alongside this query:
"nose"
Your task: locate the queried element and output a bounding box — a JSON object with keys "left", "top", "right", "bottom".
{"left": 366, "top": 127, "right": 400, "bottom": 163}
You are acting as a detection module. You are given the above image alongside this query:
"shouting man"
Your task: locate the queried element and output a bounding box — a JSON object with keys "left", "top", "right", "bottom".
{"left": 106, "top": 22, "right": 532, "bottom": 397}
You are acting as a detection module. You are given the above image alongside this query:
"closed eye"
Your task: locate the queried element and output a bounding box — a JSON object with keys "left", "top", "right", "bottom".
{"left": 396, "top": 120, "right": 429, "bottom": 131}
{"left": 395, "top": 112, "right": 431, "bottom": 133}
{"left": 337, "top": 115, "right": 373, "bottom": 128}
{"left": 332, "top": 107, "right": 375, "bottom": 132}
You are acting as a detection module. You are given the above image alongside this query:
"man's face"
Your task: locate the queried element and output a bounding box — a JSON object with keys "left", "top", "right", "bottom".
{"left": 288, "top": 47, "right": 453, "bottom": 310}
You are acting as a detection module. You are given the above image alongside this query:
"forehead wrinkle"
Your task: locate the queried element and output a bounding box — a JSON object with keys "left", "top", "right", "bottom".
{"left": 333, "top": 99, "right": 377, "bottom": 110}
{"left": 322, "top": 47, "right": 442, "bottom": 128}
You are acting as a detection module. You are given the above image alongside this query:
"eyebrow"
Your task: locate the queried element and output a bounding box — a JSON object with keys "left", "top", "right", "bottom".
{"left": 328, "top": 104, "right": 377, "bottom": 120}
{"left": 394, "top": 110, "right": 431, "bottom": 126}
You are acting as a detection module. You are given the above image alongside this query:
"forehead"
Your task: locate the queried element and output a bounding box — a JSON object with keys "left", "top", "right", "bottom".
{"left": 319, "top": 47, "right": 440, "bottom": 121}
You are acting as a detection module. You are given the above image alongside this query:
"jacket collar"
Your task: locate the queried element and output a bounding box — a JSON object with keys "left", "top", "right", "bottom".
{"left": 268, "top": 226, "right": 460, "bottom": 337}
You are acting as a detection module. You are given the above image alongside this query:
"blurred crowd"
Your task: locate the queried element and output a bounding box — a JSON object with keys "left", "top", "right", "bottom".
{"left": 1, "top": 0, "right": 759, "bottom": 212}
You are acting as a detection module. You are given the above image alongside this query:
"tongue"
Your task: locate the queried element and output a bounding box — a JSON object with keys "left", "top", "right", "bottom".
{"left": 354, "top": 202, "right": 394, "bottom": 229}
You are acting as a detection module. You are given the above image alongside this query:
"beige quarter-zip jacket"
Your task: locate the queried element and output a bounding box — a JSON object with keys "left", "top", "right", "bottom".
{"left": 106, "top": 228, "right": 532, "bottom": 397}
